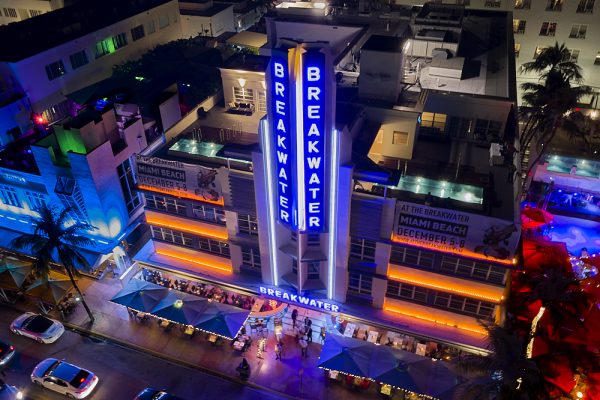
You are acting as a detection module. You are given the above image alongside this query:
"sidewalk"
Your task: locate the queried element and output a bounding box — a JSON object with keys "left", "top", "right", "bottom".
{"left": 48, "top": 276, "right": 385, "bottom": 400}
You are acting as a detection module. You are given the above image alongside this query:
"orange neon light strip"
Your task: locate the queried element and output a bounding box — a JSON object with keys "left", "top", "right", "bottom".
{"left": 156, "top": 248, "right": 232, "bottom": 273}
{"left": 390, "top": 234, "right": 515, "bottom": 266}
{"left": 387, "top": 273, "right": 503, "bottom": 303}
{"left": 383, "top": 304, "right": 487, "bottom": 335}
{"left": 138, "top": 185, "right": 225, "bottom": 206}
{"left": 146, "top": 214, "right": 228, "bottom": 241}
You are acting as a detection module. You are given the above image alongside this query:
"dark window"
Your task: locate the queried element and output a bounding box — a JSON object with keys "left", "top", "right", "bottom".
{"left": 307, "top": 233, "right": 320, "bottom": 246}
{"left": 131, "top": 25, "right": 145, "bottom": 41}
{"left": 112, "top": 32, "right": 128, "bottom": 49}
{"left": 192, "top": 204, "right": 226, "bottom": 224}
{"left": 198, "top": 237, "right": 230, "bottom": 257}
{"left": 307, "top": 261, "right": 320, "bottom": 279}
{"left": 241, "top": 246, "right": 261, "bottom": 271}
{"left": 0, "top": 185, "right": 21, "bottom": 208}
{"left": 386, "top": 281, "right": 429, "bottom": 303}
{"left": 238, "top": 214, "right": 258, "bottom": 236}
{"left": 150, "top": 226, "right": 194, "bottom": 248}
{"left": 45, "top": 60, "right": 66, "bottom": 80}
{"left": 144, "top": 194, "right": 187, "bottom": 215}
{"left": 350, "top": 238, "right": 376, "bottom": 262}
{"left": 390, "top": 246, "right": 435, "bottom": 269}
{"left": 348, "top": 272, "right": 373, "bottom": 295}
{"left": 69, "top": 50, "right": 88, "bottom": 70}
{"left": 577, "top": 0, "right": 595, "bottom": 13}
{"left": 117, "top": 158, "right": 141, "bottom": 215}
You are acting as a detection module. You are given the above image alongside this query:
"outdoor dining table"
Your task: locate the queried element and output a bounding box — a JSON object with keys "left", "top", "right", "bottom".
{"left": 343, "top": 323, "right": 356, "bottom": 337}
{"left": 184, "top": 326, "right": 195, "bottom": 336}
{"left": 208, "top": 334, "right": 218, "bottom": 343}
{"left": 367, "top": 331, "right": 379, "bottom": 343}
{"left": 160, "top": 320, "right": 170, "bottom": 328}
{"left": 232, "top": 339, "right": 247, "bottom": 351}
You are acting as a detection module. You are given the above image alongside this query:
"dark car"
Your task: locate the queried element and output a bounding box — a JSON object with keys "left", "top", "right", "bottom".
{"left": 134, "top": 388, "right": 183, "bottom": 400}
{"left": 0, "top": 340, "right": 16, "bottom": 367}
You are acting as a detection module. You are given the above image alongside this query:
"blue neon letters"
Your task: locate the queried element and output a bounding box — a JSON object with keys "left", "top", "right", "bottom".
{"left": 259, "top": 286, "right": 340, "bottom": 312}
{"left": 302, "top": 50, "right": 326, "bottom": 232}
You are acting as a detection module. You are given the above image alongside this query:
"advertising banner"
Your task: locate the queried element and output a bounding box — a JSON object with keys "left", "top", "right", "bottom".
{"left": 135, "top": 155, "right": 223, "bottom": 205}
{"left": 392, "top": 201, "right": 520, "bottom": 263}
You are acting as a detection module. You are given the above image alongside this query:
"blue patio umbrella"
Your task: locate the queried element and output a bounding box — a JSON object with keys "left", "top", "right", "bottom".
{"left": 368, "top": 345, "right": 433, "bottom": 394}
{"left": 193, "top": 302, "right": 251, "bottom": 339}
{"left": 150, "top": 291, "right": 209, "bottom": 325}
{"left": 423, "top": 359, "right": 462, "bottom": 400}
{"left": 110, "top": 279, "right": 169, "bottom": 312}
{"left": 317, "top": 334, "right": 372, "bottom": 377}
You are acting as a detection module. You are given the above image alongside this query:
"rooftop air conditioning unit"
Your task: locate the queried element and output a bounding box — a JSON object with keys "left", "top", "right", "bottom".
{"left": 431, "top": 48, "right": 452, "bottom": 59}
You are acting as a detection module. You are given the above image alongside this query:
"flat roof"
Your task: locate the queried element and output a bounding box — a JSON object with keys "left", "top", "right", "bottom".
{"left": 225, "top": 31, "right": 268, "bottom": 49}
{"left": 222, "top": 53, "right": 269, "bottom": 72}
{"left": 180, "top": 3, "right": 231, "bottom": 17}
{"left": 361, "top": 35, "right": 404, "bottom": 53}
{"left": 0, "top": 0, "right": 173, "bottom": 62}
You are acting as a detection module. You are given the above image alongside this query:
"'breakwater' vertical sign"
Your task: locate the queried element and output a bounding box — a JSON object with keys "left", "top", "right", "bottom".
{"left": 302, "top": 49, "right": 326, "bottom": 232}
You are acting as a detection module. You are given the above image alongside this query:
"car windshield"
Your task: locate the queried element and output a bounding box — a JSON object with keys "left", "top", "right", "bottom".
{"left": 44, "top": 360, "right": 61, "bottom": 377}
{"left": 70, "top": 370, "right": 90, "bottom": 388}
{"left": 0, "top": 341, "right": 10, "bottom": 354}
{"left": 24, "top": 315, "right": 53, "bottom": 333}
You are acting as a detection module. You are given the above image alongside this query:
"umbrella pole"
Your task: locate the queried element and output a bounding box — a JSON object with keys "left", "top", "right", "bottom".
{"left": 0, "top": 288, "right": 7, "bottom": 302}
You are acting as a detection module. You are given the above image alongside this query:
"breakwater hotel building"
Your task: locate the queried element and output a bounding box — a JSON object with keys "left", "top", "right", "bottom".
{"left": 133, "top": 2, "right": 521, "bottom": 353}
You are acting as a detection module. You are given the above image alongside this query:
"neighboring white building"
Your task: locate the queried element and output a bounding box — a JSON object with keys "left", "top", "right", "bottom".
{"left": 0, "top": 0, "right": 182, "bottom": 126}
{"left": 180, "top": 0, "right": 235, "bottom": 38}
{"left": 0, "top": 0, "right": 65, "bottom": 25}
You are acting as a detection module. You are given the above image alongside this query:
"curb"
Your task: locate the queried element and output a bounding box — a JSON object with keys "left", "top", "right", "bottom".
{"left": 2, "top": 302, "right": 300, "bottom": 400}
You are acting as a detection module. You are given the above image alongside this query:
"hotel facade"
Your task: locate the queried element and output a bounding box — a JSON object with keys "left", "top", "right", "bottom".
{"left": 133, "top": 3, "right": 521, "bottom": 352}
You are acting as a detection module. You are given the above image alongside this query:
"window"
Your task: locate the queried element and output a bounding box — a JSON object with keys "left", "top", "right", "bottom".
{"left": 420, "top": 112, "right": 447, "bottom": 131}
{"left": 306, "top": 233, "right": 320, "bottom": 246}
{"left": 595, "top": 52, "right": 600, "bottom": 65}
{"left": 233, "top": 87, "right": 254, "bottom": 104}
{"left": 433, "top": 292, "right": 495, "bottom": 319}
{"left": 150, "top": 226, "right": 194, "bottom": 248}
{"left": 569, "top": 24, "right": 587, "bottom": 39}
{"left": 241, "top": 246, "right": 261, "bottom": 272}
{"left": 258, "top": 91, "right": 267, "bottom": 113}
{"left": 198, "top": 237, "right": 230, "bottom": 257}
{"left": 112, "top": 33, "right": 128, "bottom": 50}
{"left": 307, "top": 261, "right": 320, "bottom": 279}
{"left": 539, "top": 22, "right": 557, "bottom": 36}
{"left": 386, "top": 281, "right": 429, "bottom": 303}
{"left": 238, "top": 214, "right": 258, "bottom": 236}
{"left": 568, "top": 49, "right": 580, "bottom": 62}
{"left": 440, "top": 256, "right": 506, "bottom": 284}
{"left": 117, "top": 158, "right": 142, "bottom": 215}
{"left": 390, "top": 246, "right": 435, "bottom": 269}
{"left": 446, "top": 117, "right": 472, "bottom": 139}
{"left": 392, "top": 131, "right": 409, "bottom": 145}
{"left": 348, "top": 272, "right": 373, "bottom": 295}
{"left": 515, "top": 43, "right": 521, "bottom": 58}
{"left": 45, "top": 60, "right": 66, "bottom": 81}
{"left": 29, "top": 9, "right": 42, "bottom": 17}
{"left": 69, "top": 50, "right": 88, "bottom": 70}
{"left": 474, "top": 119, "right": 502, "bottom": 142}
{"left": 485, "top": 1, "right": 501, "bottom": 7}
{"left": 95, "top": 38, "right": 114, "bottom": 58}
{"left": 131, "top": 25, "right": 145, "bottom": 41}
{"left": 514, "top": 0, "right": 530, "bottom": 8}
{"left": 456, "top": 0, "right": 470, "bottom": 5}
{"left": 146, "top": 20, "right": 156, "bottom": 34}
{"left": 158, "top": 14, "right": 170, "bottom": 29}
{"left": 534, "top": 46, "right": 548, "bottom": 58}
{"left": 26, "top": 191, "right": 46, "bottom": 211}
{"left": 55, "top": 177, "right": 88, "bottom": 224}
{"left": 144, "top": 194, "right": 187, "bottom": 215}
{"left": 350, "top": 238, "right": 377, "bottom": 262}
{"left": 546, "top": 0, "right": 563, "bottom": 10}
{"left": 192, "top": 204, "right": 226, "bottom": 224}
{"left": 577, "top": 0, "right": 595, "bottom": 13}
{"left": 3, "top": 8, "right": 17, "bottom": 18}
{"left": 0, "top": 185, "right": 21, "bottom": 208}
{"left": 513, "top": 19, "right": 526, "bottom": 34}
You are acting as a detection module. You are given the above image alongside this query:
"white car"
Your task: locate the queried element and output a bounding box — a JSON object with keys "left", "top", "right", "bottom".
{"left": 10, "top": 312, "right": 64, "bottom": 344}
{"left": 31, "top": 358, "right": 99, "bottom": 399}
{"left": 0, "top": 383, "right": 23, "bottom": 400}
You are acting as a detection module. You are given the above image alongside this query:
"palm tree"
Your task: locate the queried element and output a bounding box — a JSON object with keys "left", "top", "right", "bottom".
{"left": 10, "top": 204, "right": 95, "bottom": 323}
{"left": 518, "top": 42, "right": 592, "bottom": 186}
{"left": 454, "top": 324, "right": 545, "bottom": 400}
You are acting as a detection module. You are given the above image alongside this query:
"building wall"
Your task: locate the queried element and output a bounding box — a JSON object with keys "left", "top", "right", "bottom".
{"left": 0, "top": 0, "right": 57, "bottom": 25}
{"left": 0, "top": 95, "right": 32, "bottom": 147}
{"left": 180, "top": 7, "right": 235, "bottom": 38}
{"left": 2, "top": 0, "right": 182, "bottom": 118}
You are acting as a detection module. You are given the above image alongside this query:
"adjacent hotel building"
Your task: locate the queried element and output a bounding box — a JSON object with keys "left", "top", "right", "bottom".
{"left": 133, "top": 3, "right": 521, "bottom": 352}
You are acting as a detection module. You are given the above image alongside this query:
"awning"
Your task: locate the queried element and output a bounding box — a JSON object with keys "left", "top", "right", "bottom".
{"left": 318, "top": 334, "right": 372, "bottom": 377}
{"left": 150, "top": 291, "right": 208, "bottom": 326}
{"left": 110, "top": 279, "right": 169, "bottom": 311}
{"left": 25, "top": 271, "right": 73, "bottom": 305}
{"left": 193, "top": 301, "right": 251, "bottom": 339}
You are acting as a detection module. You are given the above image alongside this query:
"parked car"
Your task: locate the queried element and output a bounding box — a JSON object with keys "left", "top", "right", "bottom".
{"left": 10, "top": 312, "right": 64, "bottom": 344}
{"left": 134, "top": 388, "right": 183, "bottom": 400}
{"left": 0, "top": 340, "right": 16, "bottom": 366}
{"left": 0, "top": 383, "right": 23, "bottom": 400}
{"left": 31, "top": 358, "right": 98, "bottom": 399}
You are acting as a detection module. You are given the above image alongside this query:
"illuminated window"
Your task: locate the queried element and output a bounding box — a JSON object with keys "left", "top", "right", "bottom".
{"left": 390, "top": 246, "right": 435, "bottom": 269}
{"left": 26, "top": 191, "right": 46, "bottom": 212}
{"left": 233, "top": 87, "right": 254, "bottom": 104}
{"left": 145, "top": 20, "right": 156, "bottom": 34}
{"left": 484, "top": 0, "right": 501, "bottom": 7}
{"left": 515, "top": 43, "right": 521, "bottom": 57}
{"left": 192, "top": 204, "right": 226, "bottom": 224}
{"left": 131, "top": 25, "right": 145, "bottom": 41}
{"left": 569, "top": 24, "right": 587, "bottom": 39}
{"left": 112, "top": 32, "right": 128, "bottom": 50}
{"left": 348, "top": 272, "right": 373, "bottom": 295}
{"left": 577, "top": 0, "right": 595, "bottom": 13}
{"left": 95, "top": 38, "right": 114, "bottom": 58}
{"left": 117, "top": 158, "right": 141, "bottom": 215}
{"left": 198, "top": 237, "right": 230, "bottom": 257}
{"left": 386, "top": 281, "right": 429, "bottom": 303}
{"left": 420, "top": 112, "right": 447, "bottom": 131}
{"left": 568, "top": 49, "right": 580, "bottom": 63}
{"left": 539, "top": 22, "right": 557, "bottom": 36}
{"left": 440, "top": 256, "right": 506, "bottom": 285}
{"left": 514, "top": 0, "right": 530, "bottom": 9}
{"left": 595, "top": 52, "right": 600, "bottom": 65}
{"left": 534, "top": 45, "right": 548, "bottom": 58}
{"left": 3, "top": 8, "right": 17, "bottom": 18}
{"left": 238, "top": 214, "right": 258, "bottom": 236}
{"left": 258, "top": 91, "right": 267, "bottom": 113}
{"left": 0, "top": 185, "right": 21, "bottom": 208}
{"left": 144, "top": 194, "right": 187, "bottom": 215}
{"left": 350, "top": 238, "right": 376, "bottom": 262}
{"left": 150, "top": 226, "right": 194, "bottom": 248}
{"left": 392, "top": 131, "right": 409, "bottom": 145}
{"left": 45, "top": 60, "right": 66, "bottom": 81}
{"left": 513, "top": 19, "right": 526, "bottom": 34}
{"left": 474, "top": 119, "right": 502, "bottom": 142}
{"left": 546, "top": 0, "right": 563, "bottom": 10}
{"left": 241, "top": 246, "right": 261, "bottom": 272}
{"left": 158, "top": 14, "right": 170, "bottom": 29}
{"left": 69, "top": 50, "right": 88, "bottom": 70}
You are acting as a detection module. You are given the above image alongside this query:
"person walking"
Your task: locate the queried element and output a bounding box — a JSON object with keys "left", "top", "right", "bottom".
{"left": 299, "top": 334, "right": 308, "bottom": 357}
{"left": 275, "top": 341, "right": 283, "bottom": 361}
{"left": 291, "top": 309, "right": 298, "bottom": 329}
{"left": 307, "top": 326, "right": 313, "bottom": 343}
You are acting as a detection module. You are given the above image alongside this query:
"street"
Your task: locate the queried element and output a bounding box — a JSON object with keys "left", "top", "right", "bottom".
{"left": 0, "top": 307, "right": 284, "bottom": 400}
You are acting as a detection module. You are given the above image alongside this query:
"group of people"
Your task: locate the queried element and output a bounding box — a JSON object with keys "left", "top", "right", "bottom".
{"left": 55, "top": 293, "right": 78, "bottom": 316}
{"left": 291, "top": 309, "right": 315, "bottom": 357}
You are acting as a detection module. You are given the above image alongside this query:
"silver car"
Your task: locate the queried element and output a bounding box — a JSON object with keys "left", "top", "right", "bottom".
{"left": 0, "top": 340, "right": 16, "bottom": 366}
{"left": 10, "top": 312, "right": 64, "bottom": 344}
{"left": 0, "top": 383, "right": 23, "bottom": 400}
{"left": 31, "top": 358, "right": 99, "bottom": 399}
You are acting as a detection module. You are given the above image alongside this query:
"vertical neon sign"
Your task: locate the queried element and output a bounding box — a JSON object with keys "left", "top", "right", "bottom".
{"left": 270, "top": 51, "right": 294, "bottom": 227}
{"left": 301, "top": 50, "right": 326, "bottom": 232}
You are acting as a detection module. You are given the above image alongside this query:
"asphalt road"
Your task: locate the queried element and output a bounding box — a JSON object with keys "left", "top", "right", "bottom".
{"left": 0, "top": 307, "right": 284, "bottom": 400}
